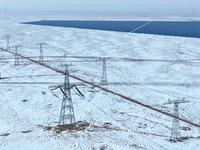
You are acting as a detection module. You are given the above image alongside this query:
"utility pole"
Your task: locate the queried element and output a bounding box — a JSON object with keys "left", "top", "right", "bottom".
{"left": 59, "top": 64, "right": 76, "bottom": 125}
{"left": 14, "top": 45, "right": 22, "bottom": 65}
{"left": 36, "top": 43, "right": 46, "bottom": 62}
{"left": 100, "top": 58, "right": 108, "bottom": 85}
{"left": 192, "top": 9, "right": 195, "bottom": 16}
{"left": 164, "top": 97, "right": 189, "bottom": 142}
{"left": 4, "top": 35, "right": 11, "bottom": 50}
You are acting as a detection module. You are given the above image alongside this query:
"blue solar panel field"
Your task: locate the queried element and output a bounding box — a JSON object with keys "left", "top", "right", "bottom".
{"left": 23, "top": 20, "right": 200, "bottom": 38}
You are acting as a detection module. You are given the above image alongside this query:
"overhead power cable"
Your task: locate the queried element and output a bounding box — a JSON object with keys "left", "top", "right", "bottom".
{"left": 1, "top": 47, "right": 200, "bottom": 128}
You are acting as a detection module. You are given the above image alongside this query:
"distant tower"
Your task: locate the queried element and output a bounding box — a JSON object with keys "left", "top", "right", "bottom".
{"left": 4, "top": 35, "right": 11, "bottom": 50}
{"left": 36, "top": 43, "right": 46, "bottom": 62}
{"left": 164, "top": 98, "right": 189, "bottom": 142}
{"left": 100, "top": 58, "right": 108, "bottom": 85}
{"left": 192, "top": 9, "right": 195, "bottom": 16}
{"left": 14, "top": 45, "right": 21, "bottom": 65}
{"left": 59, "top": 64, "right": 76, "bottom": 125}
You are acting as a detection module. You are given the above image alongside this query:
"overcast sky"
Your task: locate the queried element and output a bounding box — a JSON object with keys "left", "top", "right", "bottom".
{"left": 1, "top": 0, "right": 200, "bottom": 13}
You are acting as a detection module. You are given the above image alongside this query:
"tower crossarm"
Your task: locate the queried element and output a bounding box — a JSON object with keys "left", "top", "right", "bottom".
{"left": 164, "top": 98, "right": 189, "bottom": 105}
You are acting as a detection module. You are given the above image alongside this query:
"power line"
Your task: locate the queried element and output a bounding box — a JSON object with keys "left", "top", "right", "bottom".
{"left": 0, "top": 63, "right": 46, "bottom": 90}
{"left": 1, "top": 55, "right": 200, "bottom": 64}
{"left": 1, "top": 47, "right": 200, "bottom": 128}
{"left": 86, "top": 97, "right": 169, "bottom": 150}
{"left": 46, "top": 44, "right": 69, "bottom": 55}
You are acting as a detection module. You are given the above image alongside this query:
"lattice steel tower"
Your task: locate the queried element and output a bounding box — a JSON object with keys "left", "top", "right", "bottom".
{"left": 14, "top": 45, "right": 21, "bottom": 65}
{"left": 4, "top": 35, "right": 10, "bottom": 50}
{"left": 36, "top": 43, "right": 46, "bottom": 62}
{"left": 59, "top": 64, "right": 76, "bottom": 125}
{"left": 100, "top": 58, "right": 108, "bottom": 85}
{"left": 164, "top": 98, "right": 189, "bottom": 142}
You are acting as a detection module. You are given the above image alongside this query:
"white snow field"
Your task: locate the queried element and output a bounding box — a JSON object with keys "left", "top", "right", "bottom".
{"left": 0, "top": 12, "right": 200, "bottom": 150}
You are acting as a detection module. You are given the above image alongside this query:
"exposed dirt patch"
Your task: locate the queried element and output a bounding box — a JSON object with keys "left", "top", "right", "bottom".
{"left": 130, "top": 144, "right": 145, "bottom": 149}
{"left": 138, "top": 122, "right": 147, "bottom": 129}
{"left": 181, "top": 126, "right": 191, "bottom": 131}
{"left": 21, "top": 130, "right": 33, "bottom": 133}
{"left": 22, "top": 99, "right": 28, "bottom": 102}
{"left": 39, "top": 121, "right": 122, "bottom": 134}
{"left": 54, "top": 121, "right": 89, "bottom": 133}
{"left": 169, "top": 136, "right": 200, "bottom": 142}
{"left": 1, "top": 133, "right": 10, "bottom": 136}
{"left": 100, "top": 145, "right": 109, "bottom": 150}
{"left": 99, "top": 144, "right": 114, "bottom": 150}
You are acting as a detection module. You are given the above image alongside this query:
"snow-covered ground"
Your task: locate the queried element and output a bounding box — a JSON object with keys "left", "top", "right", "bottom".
{"left": 0, "top": 13, "right": 200, "bottom": 150}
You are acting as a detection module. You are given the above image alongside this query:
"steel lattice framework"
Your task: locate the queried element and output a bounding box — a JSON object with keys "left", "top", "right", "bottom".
{"left": 59, "top": 64, "right": 76, "bottom": 125}
{"left": 164, "top": 98, "right": 189, "bottom": 142}
{"left": 14, "top": 45, "right": 21, "bottom": 65}
{"left": 36, "top": 43, "right": 46, "bottom": 62}
{"left": 100, "top": 58, "right": 108, "bottom": 85}
{"left": 3, "top": 35, "right": 11, "bottom": 50}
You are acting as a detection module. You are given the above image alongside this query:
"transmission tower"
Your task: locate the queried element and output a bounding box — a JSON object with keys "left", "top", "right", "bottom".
{"left": 100, "top": 58, "right": 108, "bottom": 85}
{"left": 192, "top": 9, "right": 195, "bottom": 16}
{"left": 59, "top": 64, "right": 76, "bottom": 125}
{"left": 14, "top": 45, "right": 22, "bottom": 65}
{"left": 3, "top": 35, "right": 11, "bottom": 50}
{"left": 164, "top": 97, "right": 189, "bottom": 142}
{"left": 36, "top": 43, "right": 46, "bottom": 62}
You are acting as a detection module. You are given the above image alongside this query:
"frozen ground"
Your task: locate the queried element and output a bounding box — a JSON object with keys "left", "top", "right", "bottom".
{"left": 0, "top": 12, "right": 200, "bottom": 150}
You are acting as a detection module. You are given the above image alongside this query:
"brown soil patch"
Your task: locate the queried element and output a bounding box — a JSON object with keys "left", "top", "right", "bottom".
{"left": 1, "top": 133, "right": 10, "bottom": 136}
{"left": 21, "top": 130, "right": 33, "bottom": 133}
{"left": 39, "top": 121, "right": 121, "bottom": 134}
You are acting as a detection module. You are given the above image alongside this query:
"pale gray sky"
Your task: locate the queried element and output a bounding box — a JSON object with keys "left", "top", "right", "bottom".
{"left": 1, "top": 0, "right": 200, "bottom": 13}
